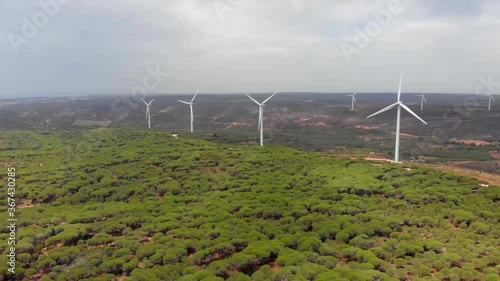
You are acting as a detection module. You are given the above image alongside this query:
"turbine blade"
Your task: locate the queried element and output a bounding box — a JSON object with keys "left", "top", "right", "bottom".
{"left": 400, "top": 103, "right": 427, "bottom": 125}
{"left": 397, "top": 70, "right": 403, "bottom": 102}
{"left": 140, "top": 97, "right": 147, "bottom": 105}
{"left": 262, "top": 92, "right": 277, "bottom": 104}
{"left": 491, "top": 95, "right": 496, "bottom": 104}
{"left": 246, "top": 94, "right": 261, "bottom": 105}
{"left": 148, "top": 99, "right": 154, "bottom": 105}
{"left": 366, "top": 103, "right": 398, "bottom": 119}
{"left": 353, "top": 92, "right": 356, "bottom": 96}
{"left": 353, "top": 97, "right": 357, "bottom": 104}
{"left": 191, "top": 90, "right": 199, "bottom": 103}
{"left": 177, "top": 100, "right": 191, "bottom": 105}
{"left": 422, "top": 96, "right": 427, "bottom": 103}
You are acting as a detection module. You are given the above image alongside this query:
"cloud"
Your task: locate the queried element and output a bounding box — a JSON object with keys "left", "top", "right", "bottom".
{"left": 0, "top": 0, "right": 499, "bottom": 97}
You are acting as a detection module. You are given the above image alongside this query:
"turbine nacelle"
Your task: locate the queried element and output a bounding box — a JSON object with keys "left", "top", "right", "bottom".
{"left": 416, "top": 93, "right": 427, "bottom": 102}
{"left": 141, "top": 98, "right": 154, "bottom": 106}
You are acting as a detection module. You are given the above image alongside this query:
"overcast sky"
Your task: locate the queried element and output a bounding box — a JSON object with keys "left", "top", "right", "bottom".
{"left": 1, "top": 0, "right": 500, "bottom": 98}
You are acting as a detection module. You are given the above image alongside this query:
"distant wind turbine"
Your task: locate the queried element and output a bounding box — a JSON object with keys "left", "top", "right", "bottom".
{"left": 346, "top": 93, "right": 357, "bottom": 110}
{"left": 487, "top": 94, "right": 496, "bottom": 111}
{"left": 177, "top": 90, "right": 199, "bottom": 132}
{"left": 246, "top": 92, "right": 277, "bottom": 147}
{"left": 366, "top": 71, "right": 427, "bottom": 163}
{"left": 141, "top": 98, "right": 154, "bottom": 129}
{"left": 416, "top": 93, "right": 427, "bottom": 111}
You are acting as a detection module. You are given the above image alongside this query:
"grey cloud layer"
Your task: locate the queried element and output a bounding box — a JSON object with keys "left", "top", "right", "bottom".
{"left": 0, "top": 0, "right": 499, "bottom": 97}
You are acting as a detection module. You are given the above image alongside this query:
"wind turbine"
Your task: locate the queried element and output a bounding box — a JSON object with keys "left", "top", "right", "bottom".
{"left": 416, "top": 93, "right": 427, "bottom": 111}
{"left": 346, "top": 93, "right": 357, "bottom": 110}
{"left": 177, "top": 90, "right": 199, "bottom": 132}
{"left": 366, "top": 71, "right": 427, "bottom": 163}
{"left": 140, "top": 98, "right": 154, "bottom": 129}
{"left": 487, "top": 94, "right": 496, "bottom": 111}
{"left": 246, "top": 92, "right": 277, "bottom": 147}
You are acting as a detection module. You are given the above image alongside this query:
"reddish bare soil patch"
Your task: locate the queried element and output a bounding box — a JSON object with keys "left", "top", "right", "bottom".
{"left": 294, "top": 115, "right": 340, "bottom": 126}
{"left": 364, "top": 158, "right": 394, "bottom": 163}
{"left": 448, "top": 221, "right": 460, "bottom": 231}
{"left": 225, "top": 122, "right": 253, "bottom": 129}
{"left": 361, "top": 135, "right": 386, "bottom": 141}
{"left": 139, "top": 236, "right": 152, "bottom": 243}
{"left": 270, "top": 261, "right": 281, "bottom": 271}
{"left": 31, "top": 273, "right": 48, "bottom": 281}
{"left": 88, "top": 242, "right": 116, "bottom": 249}
{"left": 390, "top": 132, "right": 419, "bottom": 139}
{"left": 355, "top": 125, "right": 379, "bottom": 130}
{"left": 18, "top": 199, "right": 41, "bottom": 209}
{"left": 450, "top": 138, "right": 493, "bottom": 146}
{"left": 310, "top": 122, "right": 330, "bottom": 127}
{"left": 489, "top": 151, "right": 500, "bottom": 159}
{"left": 268, "top": 254, "right": 281, "bottom": 271}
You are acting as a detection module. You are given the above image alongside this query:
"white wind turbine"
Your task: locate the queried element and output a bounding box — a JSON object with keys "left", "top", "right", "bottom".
{"left": 177, "top": 90, "right": 199, "bottom": 132}
{"left": 416, "top": 93, "right": 427, "bottom": 111}
{"left": 141, "top": 98, "right": 154, "bottom": 129}
{"left": 246, "top": 92, "right": 277, "bottom": 147}
{"left": 366, "top": 71, "right": 427, "bottom": 163}
{"left": 346, "top": 93, "right": 357, "bottom": 110}
{"left": 487, "top": 94, "right": 496, "bottom": 111}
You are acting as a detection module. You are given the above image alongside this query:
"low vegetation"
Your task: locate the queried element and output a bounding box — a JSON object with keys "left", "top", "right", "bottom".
{"left": 0, "top": 129, "right": 498, "bottom": 281}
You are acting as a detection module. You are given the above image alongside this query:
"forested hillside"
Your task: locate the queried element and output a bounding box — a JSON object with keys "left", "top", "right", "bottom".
{"left": 0, "top": 129, "right": 498, "bottom": 281}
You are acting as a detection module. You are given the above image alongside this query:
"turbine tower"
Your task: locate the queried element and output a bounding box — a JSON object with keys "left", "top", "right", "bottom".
{"left": 246, "top": 92, "right": 277, "bottom": 147}
{"left": 141, "top": 98, "right": 154, "bottom": 129}
{"left": 346, "top": 93, "right": 357, "bottom": 110}
{"left": 488, "top": 94, "right": 496, "bottom": 111}
{"left": 416, "top": 93, "right": 427, "bottom": 111}
{"left": 178, "top": 90, "right": 199, "bottom": 132}
{"left": 366, "top": 71, "right": 427, "bottom": 163}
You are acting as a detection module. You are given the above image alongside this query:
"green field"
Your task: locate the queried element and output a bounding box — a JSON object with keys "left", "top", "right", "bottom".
{"left": 0, "top": 129, "right": 498, "bottom": 281}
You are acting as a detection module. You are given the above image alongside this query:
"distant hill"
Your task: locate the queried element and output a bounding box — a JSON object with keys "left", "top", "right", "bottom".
{"left": 0, "top": 94, "right": 498, "bottom": 170}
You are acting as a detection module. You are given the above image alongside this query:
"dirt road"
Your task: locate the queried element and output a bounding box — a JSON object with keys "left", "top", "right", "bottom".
{"left": 334, "top": 153, "right": 500, "bottom": 186}
{"left": 416, "top": 163, "right": 500, "bottom": 186}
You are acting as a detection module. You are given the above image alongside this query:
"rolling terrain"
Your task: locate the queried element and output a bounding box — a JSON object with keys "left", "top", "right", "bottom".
{"left": 0, "top": 93, "right": 498, "bottom": 174}
{"left": 1, "top": 93, "right": 498, "bottom": 184}
{"left": 0, "top": 129, "right": 498, "bottom": 281}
